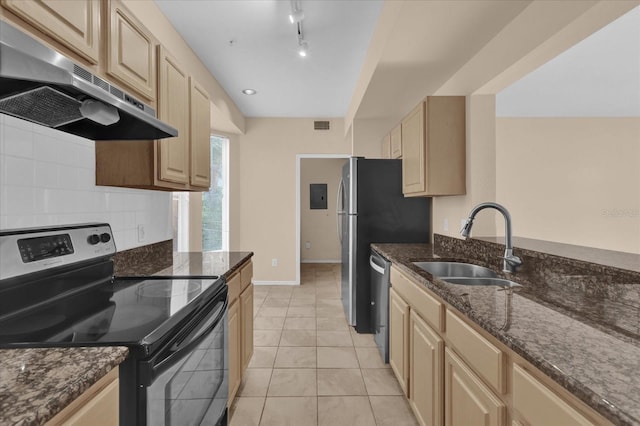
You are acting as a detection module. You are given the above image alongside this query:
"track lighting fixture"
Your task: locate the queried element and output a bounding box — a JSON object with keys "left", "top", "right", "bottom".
{"left": 289, "top": 9, "right": 304, "bottom": 24}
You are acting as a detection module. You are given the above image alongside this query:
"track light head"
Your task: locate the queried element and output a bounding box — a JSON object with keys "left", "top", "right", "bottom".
{"left": 289, "top": 9, "right": 304, "bottom": 24}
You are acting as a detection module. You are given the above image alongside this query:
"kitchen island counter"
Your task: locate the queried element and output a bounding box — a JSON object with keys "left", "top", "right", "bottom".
{"left": 0, "top": 346, "right": 128, "bottom": 426}
{"left": 372, "top": 239, "right": 640, "bottom": 426}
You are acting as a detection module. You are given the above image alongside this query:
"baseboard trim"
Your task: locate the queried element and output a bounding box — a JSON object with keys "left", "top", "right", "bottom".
{"left": 301, "top": 259, "right": 341, "bottom": 264}
{"left": 253, "top": 280, "right": 299, "bottom": 286}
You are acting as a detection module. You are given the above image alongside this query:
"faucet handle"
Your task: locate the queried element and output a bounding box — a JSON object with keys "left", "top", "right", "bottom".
{"left": 501, "top": 255, "right": 522, "bottom": 266}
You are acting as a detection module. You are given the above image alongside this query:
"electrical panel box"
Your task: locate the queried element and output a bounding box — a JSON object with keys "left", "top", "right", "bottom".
{"left": 310, "top": 184, "right": 328, "bottom": 209}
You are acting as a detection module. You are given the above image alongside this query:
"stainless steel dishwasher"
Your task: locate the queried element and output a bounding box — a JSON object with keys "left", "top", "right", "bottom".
{"left": 370, "top": 249, "right": 391, "bottom": 363}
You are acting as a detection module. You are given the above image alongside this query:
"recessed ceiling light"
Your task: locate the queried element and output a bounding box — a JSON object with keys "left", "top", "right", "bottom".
{"left": 242, "top": 89, "right": 256, "bottom": 95}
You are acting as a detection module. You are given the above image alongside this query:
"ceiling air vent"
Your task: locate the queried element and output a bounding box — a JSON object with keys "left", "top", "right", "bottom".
{"left": 314, "top": 120, "right": 330, "bottom": 130}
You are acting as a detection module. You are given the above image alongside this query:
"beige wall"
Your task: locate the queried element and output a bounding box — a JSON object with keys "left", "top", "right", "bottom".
{"left": 495, "top": 117, "right": 640, "bottom": 254}
{"left": 300, "top": 159, "right": 345, "bottom": 262}
{"left": 433, "top": 95, "right": 499, "bottom": 240}
{"left": 236, "top": 118, "right": 350, "bottom": 283}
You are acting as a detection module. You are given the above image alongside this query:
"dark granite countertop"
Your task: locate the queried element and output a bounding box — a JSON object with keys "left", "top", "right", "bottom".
{"left": 0, "top": 346, "right": 128, "bottom": 426}
{"left": 157, "top": 251, "right": 254, "bottom": 279}
{"left": 372, "top": 242, "right": 640, "bottom": 426}
{"left": 114, "top": 248, "right": 253, "bottom": 279}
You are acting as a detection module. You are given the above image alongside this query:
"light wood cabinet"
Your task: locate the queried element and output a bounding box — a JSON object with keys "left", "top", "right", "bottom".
{"left": 157, "top": 46, "right": 190, "bottom": 185}
{"left": 512, "top": 364, "right": 595, "bottom": 426}
{"left": 95, "top": 51, "right": 210, "bottom": 191}
{"left": 228, "top": 299, "right": 241, "bottom": 403}
{"left": 189, "top": 78, "right": 211, "bottom": 188}
{"left": 382, "top": 134, "right": 391, "bottom": 159}
{"left": 105, "top": 0, "right": 156, "bottom": 101}
{"left": 402, "top": 97, "right": 466, "bottom": 197}
{"left": 410, "top": 309, "right": 444, "bottom": 426}
{"left": 2, "top": 0, "right": 100, "bottom": 64}
{"left": 240, "top": 285, "right": 254, "bottom": 371}
{"left": 445, "top": 348, "right": 506, "bottom": 426}
{"left": 391, "top": 124, "right": 402, "bottom": 159}
{"left": 228, "top": 260, "right": 254, "bottom": 406}
{"left": 46, "top": 368, "right": 119, "bottom": 426}
{"left": 390, "top": 286, "right": 410, "bottom": 396}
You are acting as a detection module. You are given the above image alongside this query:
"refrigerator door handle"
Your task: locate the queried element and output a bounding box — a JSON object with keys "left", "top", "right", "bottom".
{"left": 369, "top": 255, "right": 386, "bottom": 275}
{"left": 336, "top": 177, "right": 345, "bottom": 243}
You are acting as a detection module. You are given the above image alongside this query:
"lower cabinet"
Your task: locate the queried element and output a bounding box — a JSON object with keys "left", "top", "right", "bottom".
{"left": 512, "top": 363, "right": 595, "bottom": 426}
{"left": 389, "top": 264, "right": 608, "bottom": 426}
{"left": 228, "top": 299, "right": 241, "bottom": 402}
{"left": 410, "top": 310, "right": 444, "bottom": 426}
{"left": 389, "top": 287, "right": 410, "bottom": 396}
{"left": 46, "top": 367, "right": 119, "bottom": 426}
{"left": 240, "top": 284, "right": 254, "bottom": 371}
{"left": 444, "top": 348, "right": 506, "bottom": 426}
{"left": 228, "top": 260, "right": 254, "bottom": 406}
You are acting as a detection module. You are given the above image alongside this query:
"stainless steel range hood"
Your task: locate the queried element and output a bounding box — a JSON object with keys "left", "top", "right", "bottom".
{"left": 0, "top": 20, "right": 177, "bottom": 140}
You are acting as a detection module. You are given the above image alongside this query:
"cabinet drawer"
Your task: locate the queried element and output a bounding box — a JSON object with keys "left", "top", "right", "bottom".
{"left": 391, "top": 266, "right": 443, "bottom": 332}
{"left": 446, "top": 310, "right": 505, "bottom": 393}
{"left": 513, "top": 364, "right": 595, "bottom": 426}
{"left": 240, "top": 261, "right": 253, "bottom": 291}
{"left": 227, "top": 272, "right": 241, "bottom": 303}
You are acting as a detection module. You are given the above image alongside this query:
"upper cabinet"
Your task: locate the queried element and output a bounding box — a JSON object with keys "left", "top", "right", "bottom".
{"left": 157, "top": 46, "right": 190, "bottom": 185}
{"left": 105, "top": 0, "right": 157, "bottom": 101}
{"left": 402, "top": 97, "right": 466, "bottom": 197}
{"left": 1, "top": 0, "right": 100, "bottom": 64}
{"left": 95, "top": 45, "right": 210, "bottom": 192}
{"left": 189, "top": 79, "right": 211, "bottom": 188}
{"left": 390, "top": 124, "right": 402, "bottom": 159}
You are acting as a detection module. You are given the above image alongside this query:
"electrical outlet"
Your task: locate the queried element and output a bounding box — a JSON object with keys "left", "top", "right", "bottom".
{"left": 443, "top": 218, "right": 449, "bottom": 232}
{"left": 137, "top": 224, "right": 146, "bottom": 242}
{"left": 271, "top": 258, "right": 278, "bottom": 267}
{"left": 305, "top": 241, "right": 311, "bottom": 250}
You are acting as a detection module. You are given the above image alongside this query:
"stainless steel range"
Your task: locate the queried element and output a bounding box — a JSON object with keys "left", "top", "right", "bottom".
{"left": 0, "top": 223, "right": 228, "bottom": 426}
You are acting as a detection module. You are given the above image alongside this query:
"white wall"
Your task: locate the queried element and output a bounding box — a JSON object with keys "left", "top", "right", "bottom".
{"left": 300, "top": 158, "right": 345, "bottom": 262}
{"left": 0, "top": 114, "right": 172, "bottom": 250}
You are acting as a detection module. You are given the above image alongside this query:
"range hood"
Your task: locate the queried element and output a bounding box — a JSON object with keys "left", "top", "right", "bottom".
{"left": 0, "top": 20, "right": 177, "bottom": 140}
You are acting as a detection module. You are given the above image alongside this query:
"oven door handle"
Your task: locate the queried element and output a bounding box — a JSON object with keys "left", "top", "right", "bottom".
{"left": 140, "top": 295, "right": 228, "bottom": 386}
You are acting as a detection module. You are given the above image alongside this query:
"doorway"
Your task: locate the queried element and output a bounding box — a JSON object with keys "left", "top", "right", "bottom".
{"left": 296, "top": 154, "right": 350, "bottom": 284}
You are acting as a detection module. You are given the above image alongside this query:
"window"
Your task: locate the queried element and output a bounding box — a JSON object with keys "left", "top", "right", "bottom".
{"left": 173, "top": 135, "right": 229, "bottom": 252}
{"left": 202, "top": 135, "right": 229, "bottom": 251}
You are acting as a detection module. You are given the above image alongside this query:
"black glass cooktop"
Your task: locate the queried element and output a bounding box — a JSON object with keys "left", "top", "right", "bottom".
{"left": 0, "top": 275, "right": 224, "bottom": 354}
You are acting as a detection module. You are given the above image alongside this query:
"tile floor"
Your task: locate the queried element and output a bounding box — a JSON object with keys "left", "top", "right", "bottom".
{"left": 229, "top": 263, "right": 419, "bottom": 426}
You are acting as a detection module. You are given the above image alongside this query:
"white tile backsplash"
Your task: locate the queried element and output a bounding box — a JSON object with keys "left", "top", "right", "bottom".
{"left": 0, "top": 114, "right": 172, "bottom": 251}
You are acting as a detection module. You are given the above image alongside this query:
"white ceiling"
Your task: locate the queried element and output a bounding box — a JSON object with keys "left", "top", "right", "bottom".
{"left": 154, "top": 0, "right": 383, "bottom": 118}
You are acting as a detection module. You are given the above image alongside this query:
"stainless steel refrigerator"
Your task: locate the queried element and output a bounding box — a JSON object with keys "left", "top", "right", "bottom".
{"left": 337, "top": 157, "right": 431, "bottom": 333}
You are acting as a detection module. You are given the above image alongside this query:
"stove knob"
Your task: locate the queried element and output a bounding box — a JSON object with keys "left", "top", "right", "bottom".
{"left": 87, "top": 234, "right": 100, "bottom": 245}
{"left": 100, "top": 233, "right": 112, "bottom": 243}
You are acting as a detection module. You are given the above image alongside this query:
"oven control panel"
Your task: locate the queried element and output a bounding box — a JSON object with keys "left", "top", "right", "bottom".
{"left": 0, "top": 223, "right": 116, "bottom": 280}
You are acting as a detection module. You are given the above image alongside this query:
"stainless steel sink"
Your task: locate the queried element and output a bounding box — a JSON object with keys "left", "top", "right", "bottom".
{"left": 412, "top": 262, "right": 498, "bottom": 278}
{"left": 442, "top": 277, "right": 522, "bottom": 289}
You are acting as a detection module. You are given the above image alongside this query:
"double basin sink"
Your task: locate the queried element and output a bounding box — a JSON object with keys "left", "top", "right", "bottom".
{"left": 413, "top": 261, "right": 522, "bottom": 289}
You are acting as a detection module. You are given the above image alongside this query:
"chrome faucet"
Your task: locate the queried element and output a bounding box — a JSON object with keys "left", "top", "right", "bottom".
{"left": 460, "top": 202, "right": 522, "bottom": 273}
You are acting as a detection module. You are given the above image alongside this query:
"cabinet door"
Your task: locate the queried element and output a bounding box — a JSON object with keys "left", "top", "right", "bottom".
{"left": 445, "top": 348, "right": 505, "bottom": 426}
{"left": 410, "top": 310, "right": 444, "bottom": 426}
{"left": 3, "top": 0, "right": 100, "bottom": 64}
{"left": 156, "top": 46, "right": 189, "bottom": 185}
{"left": 381, "top": 134, "right": 391, "bottom": 159}
{"left": 240, "top": 284, "right": 254, "bottom": 372}
{"left": 512, "top": 364, "right": 595, "bottom": 426}
{"left": 390, "top": 124, "right": 402, "bottom": 159}
{"left": 62, "top": 378, "right": 119, "bottom": 426}
{"left": 402, "top": 103, "right": 426, "bottom": 195}
{"left": 106, "top": 0, "right": 156, "bottom": 100}
{"left": 189, "top": 78, "right": 211, "bottom": 188}
{"left": 228, "top": 300, "right": 241, "bottom": 403}
{"left": 389, "top": 287, "right": 410, "bottom": 396}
